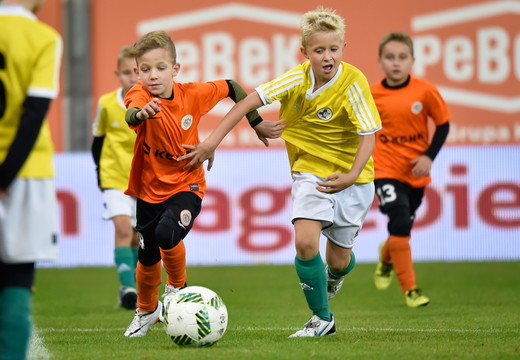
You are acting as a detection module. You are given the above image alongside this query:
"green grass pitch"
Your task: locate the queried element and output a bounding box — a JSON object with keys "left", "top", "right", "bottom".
{"left": 31, "top": 262, "right": 520, "bottom": 359}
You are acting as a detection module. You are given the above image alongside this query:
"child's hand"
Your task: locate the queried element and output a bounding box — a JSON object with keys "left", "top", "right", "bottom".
{"left": 138, "top": 98, "right": 162, "bottom": 120}
{"left": 316, "top": 173, "right": 356, "bottom": 193}
{"left": 410, "top": 155, "right": 432, "bottom": 177}
{"left": 253, "top": 119, "right": 286, "bottom": 146}
{"left": 178, "top": 142, "right": 216, "bottom": 170}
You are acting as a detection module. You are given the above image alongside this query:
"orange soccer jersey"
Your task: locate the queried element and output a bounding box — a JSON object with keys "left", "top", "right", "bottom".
{"left": 370, "top": 76, "right": 450, "bottom": 188}
{"left": 124, "top": 80, "right": 230, "bottom": 203}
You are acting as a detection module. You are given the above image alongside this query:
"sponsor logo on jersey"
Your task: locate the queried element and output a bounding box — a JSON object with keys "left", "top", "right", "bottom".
{"left": 142, "top": 140, "right": 186, "bottom": 161}
{"left": 378, "top": 132, "right": 426, "bottom": 145}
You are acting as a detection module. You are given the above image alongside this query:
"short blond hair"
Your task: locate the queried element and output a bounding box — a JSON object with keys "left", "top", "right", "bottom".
{"left": 132, "top": 30, "right": 176, "bottom": 64}
{"left": 379, "top": 32, "right": 414, "bottom": 57}
{"left": 117, "top": 45, "right": 135, "bottom": 69}
{"left": 300, "top": 6, "right": 345, "bottom": 48}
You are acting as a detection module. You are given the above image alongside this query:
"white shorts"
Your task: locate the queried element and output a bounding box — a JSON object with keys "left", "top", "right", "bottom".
{"left": 102, "top": 189, "right": 137, "bottom": 227}
{"left": 291, "top": 172, "right": 375, "bottom": 248}
{"left": 0, "top": 178, "right": 58, "bottom": 263}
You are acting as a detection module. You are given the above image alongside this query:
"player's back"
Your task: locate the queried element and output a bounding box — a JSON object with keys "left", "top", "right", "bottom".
{"left": 0, "top": 4, "right": 62, "bottom": 177}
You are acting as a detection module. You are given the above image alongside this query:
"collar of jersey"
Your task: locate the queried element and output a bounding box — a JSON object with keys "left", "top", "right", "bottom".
{"left": 306, "top": 63, "right": 343, "bottom": 100}
{"left": 0, "top": 4, "right": 37, "bottom": 20}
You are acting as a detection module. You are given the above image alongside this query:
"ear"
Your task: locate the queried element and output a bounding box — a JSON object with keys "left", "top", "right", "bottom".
{"left": 172, "top": 63, "right": 181, "bottom": 76}
{"left": 300, "top": 46, "right": 309, "bottom": 59}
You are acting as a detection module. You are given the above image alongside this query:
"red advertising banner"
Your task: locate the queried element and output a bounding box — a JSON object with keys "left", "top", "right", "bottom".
{"left": 39, "top": 0, "right": 520, "bottom": 150}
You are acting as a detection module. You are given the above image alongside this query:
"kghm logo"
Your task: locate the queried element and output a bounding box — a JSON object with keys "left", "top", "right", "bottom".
{"left": 379, "top": 133, "right": 426, "bottom": 145}
{"left": 317, "top": 107, "right": 333, "bottom": 121}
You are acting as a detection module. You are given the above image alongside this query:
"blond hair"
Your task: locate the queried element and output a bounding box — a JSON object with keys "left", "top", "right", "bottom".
{"left": 379, "top": 32, "right": 414, "bottom": 57}
{"left": 117, "top": 45, "right": 135, "bottom": 69}
{"left": 300, "top": 6, "right": 345, "bottom": 48}
{"left": 132, "top": 30, "right": 176, "bottom": 64}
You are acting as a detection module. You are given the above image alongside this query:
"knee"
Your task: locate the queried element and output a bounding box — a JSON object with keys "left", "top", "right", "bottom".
{"left": 387, "top": 207, "right": 413, "bottom": 236}
{"left": 295, "top": 236, "right": 318, "bottom": 259}
{"left": 155, "top": 222, "right": 181, "bottom": 250}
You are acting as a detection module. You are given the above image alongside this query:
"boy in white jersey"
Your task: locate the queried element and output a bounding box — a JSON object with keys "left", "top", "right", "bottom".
{"left": 0, "top": 0, "right": 62, "bottom": 358}
{"left": 179, "top": 6, "right": 381, "bottom": 337}
{"left": 91, "top": 45, "right": 139, "bottom": 310}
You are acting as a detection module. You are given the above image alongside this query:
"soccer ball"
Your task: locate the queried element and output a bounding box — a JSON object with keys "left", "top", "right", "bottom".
{"left": 163, "top": 286, "right": 228, "bottom": 347}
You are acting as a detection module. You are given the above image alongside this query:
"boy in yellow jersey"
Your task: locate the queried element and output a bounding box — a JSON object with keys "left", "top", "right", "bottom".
{"left": 179, "top": 6, "right": 381, "bottom": 337}
{"left": 370, "top": 32, "right": 450, "bottom": 307}
{"left": 91, "top": 45, "right": 139, "bottom": 310}
{"left": 0, "top": 0, "right": 62, "bottom": 358}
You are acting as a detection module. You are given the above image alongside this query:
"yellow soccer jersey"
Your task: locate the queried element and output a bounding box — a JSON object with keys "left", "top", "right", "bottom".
{"left": 92, "top": 88, "right": 136, "bottom": 191}
{"left": 0, "top": 4, "right": 62, "bottom": 178}
{"left": 256, "top": 61, "right": 381, "bottom": 183}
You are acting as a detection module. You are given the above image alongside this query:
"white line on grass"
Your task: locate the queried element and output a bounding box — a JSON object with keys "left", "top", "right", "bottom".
{"left": 28, "top": 327, "right": 51, "bottom": 360}
{"left": 37, "top": 326, "right": 519, "bottom": 334}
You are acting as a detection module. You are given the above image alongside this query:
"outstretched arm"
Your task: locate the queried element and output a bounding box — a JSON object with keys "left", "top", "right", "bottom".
{"left": 227, "top": 80, "right": 285, "bottom": 146}
{"left": 178, "top": 92, "right": 264, "bottom": 170}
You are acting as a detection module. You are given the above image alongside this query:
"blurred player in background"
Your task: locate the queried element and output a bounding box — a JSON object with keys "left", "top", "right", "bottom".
{"left": 0, "top": 0, "right": 62, "bottom": 358}
{"left": 370, "top": 32, "right": 450, "bottom": 307}
{"left": 179, "top": 6, "right": 381, "bottom": 337}
{"left": 122, "top": 30, "right": 281, "bottom": 338}
{"left": 91, "top": 45, "right": 139, "bottom": 310}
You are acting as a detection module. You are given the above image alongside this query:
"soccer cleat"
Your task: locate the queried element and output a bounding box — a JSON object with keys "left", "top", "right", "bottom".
{"left": 405, "top": 288, "right": 430, "bottom": 308}
{"left": 118, "top": 286, "right": 137, "bottom": 310}
{"left": 289, "top": 313, "right": 336, "bottom": 338}
{"left": 374, "top": 241, "right": 394, "bottom": 291}
{"left": 124, "top": 301, "right": 163, "bottom": 338}
{"left": 159, "top": 285, "right": 180, "bottom": 323}
{"left": 325, "top": 266, "right": 345, "bottom": 300}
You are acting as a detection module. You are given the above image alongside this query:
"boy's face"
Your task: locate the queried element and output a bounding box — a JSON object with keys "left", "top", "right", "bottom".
{"left": 301, "top": 31, "right": 345, "bottom": 88}
{"left": 378, "top": 40, "right": 415, "bottom": 86}
{"left": 136, "top": 48, "right": 180, "bottom": 98}
{"left": 117, "top": 57, "right": 138, "bottom": 95}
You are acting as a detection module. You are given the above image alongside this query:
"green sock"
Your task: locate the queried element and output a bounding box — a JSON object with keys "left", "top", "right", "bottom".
{"left": 115, "top": 246, "right": 136, "bottom": 288}
{"left": 132, "top": 247, "right": 138, "bottom": 268}
{"left": 328, "top": 251, "right": 356, "bottom": 279}
{"left": 0, "top": 287, "right": 32, "bottom": 360}
{"left": 295, "top": 253, "right": 330, "bottom": 321}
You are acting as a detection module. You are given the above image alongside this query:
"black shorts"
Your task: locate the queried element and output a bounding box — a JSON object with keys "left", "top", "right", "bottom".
{"left": 135, "top": 192, "right": 202, "bottom": 263}
{"left": 0, "top": 262, "right": 34, "bottom": 289}
{"left": 374, "top": 178, "right": 424, "bottom": 215}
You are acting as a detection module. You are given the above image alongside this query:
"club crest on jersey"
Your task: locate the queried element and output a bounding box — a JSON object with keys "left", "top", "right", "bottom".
{"left": 317, "top": 107, "right": 333, "bottom": 121}
{"left": 179, "top": 209, "right": 192, "bottom": 227}
{"left": 181, "top": 115, "right": 193, "bottom": 130}
{"left": 411, "top": 101, "right": 423, "bottom": 115}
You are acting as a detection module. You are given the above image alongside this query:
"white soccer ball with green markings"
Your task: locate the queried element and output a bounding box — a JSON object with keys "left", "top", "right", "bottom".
{"left": 163, "top": 286, "right": 228, "bottom": 347}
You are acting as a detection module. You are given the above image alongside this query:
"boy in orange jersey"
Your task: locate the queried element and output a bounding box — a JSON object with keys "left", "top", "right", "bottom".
{"left": 370, "top": 32, "right": 450, "bottom": 307}
{"left": 123, "top": 30, "right": 283, "bottom": 338}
